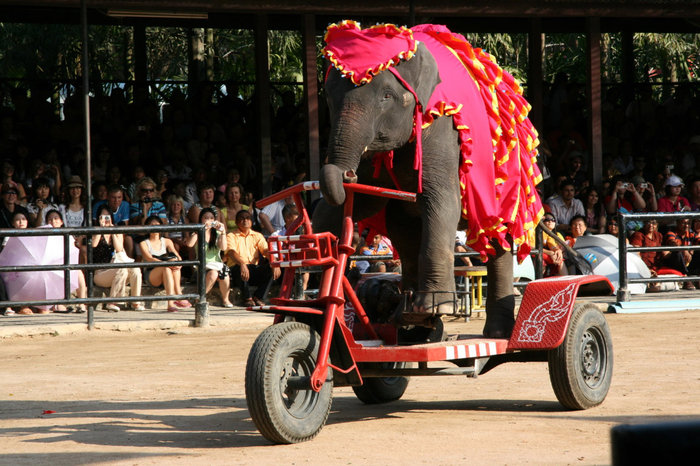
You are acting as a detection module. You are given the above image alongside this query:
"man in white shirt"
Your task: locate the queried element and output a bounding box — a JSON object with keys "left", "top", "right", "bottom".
{"left": 546, "top": 179, "right": 584, "bottom": 235}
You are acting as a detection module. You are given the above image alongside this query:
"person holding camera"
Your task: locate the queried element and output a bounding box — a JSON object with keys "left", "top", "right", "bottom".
{"left": 185, "top": 207, "right": 233, "bottom": 307}
{"left": 129, "top": 177, "right": 167, "bottom": 225}
{"left": 92, "top": 205, "right": 144, "bottom": 311}
{"left": 632, "top": 175, "right": 658, "bottom": 213}
{"left": 604, "top": 175, "right": 646, "bottom": 217}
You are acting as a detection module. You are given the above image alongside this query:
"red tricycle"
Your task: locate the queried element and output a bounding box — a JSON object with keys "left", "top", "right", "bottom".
{"left": 244, "top": 181, "right": 614, "bottom": 444}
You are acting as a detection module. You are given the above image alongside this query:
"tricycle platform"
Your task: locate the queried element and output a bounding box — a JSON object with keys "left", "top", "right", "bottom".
{"left": 243, "top": 181, "right": 614, "bottom": 444}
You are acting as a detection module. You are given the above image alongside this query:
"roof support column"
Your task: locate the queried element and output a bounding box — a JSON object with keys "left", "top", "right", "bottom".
{"left": 621, "top": 31, "right": 635, "bottom": 106}
{"left": 302, "top": 14, "right": 320, "bottom": 194}
{"left": 134, "top": 24, "right": 147, "bottom": 87}
{"left": 528, "top": 18, "right": 544, "bottom": 135}
{"left": 255, "top": 14, "right": 272, "bottom": 196}
{"left": 586, "top": 17, "right": 603, "bottom": 187}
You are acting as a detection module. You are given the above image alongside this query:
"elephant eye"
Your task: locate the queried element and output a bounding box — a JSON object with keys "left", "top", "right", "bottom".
{"left": 382, "top": 91, "right": 394, "bottom": 101}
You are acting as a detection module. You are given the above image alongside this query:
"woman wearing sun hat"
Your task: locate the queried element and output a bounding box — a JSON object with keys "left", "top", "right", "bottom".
{"left": 59, "top": 175, "right": 88, "bottom": 227}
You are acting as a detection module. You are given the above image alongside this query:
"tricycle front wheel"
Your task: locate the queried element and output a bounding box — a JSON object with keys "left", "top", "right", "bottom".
{"left": 548, "top": 303, "right": 613, "bottom": 410}
{"left": 245, "top": 321, "right": 333, "bottom": 444}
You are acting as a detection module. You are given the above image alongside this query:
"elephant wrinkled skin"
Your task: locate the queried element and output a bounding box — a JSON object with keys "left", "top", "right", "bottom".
{"left": 313, "top": 23, "right": 542, "bottom": 338}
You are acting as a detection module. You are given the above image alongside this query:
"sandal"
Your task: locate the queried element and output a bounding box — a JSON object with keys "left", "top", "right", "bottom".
{"left": 252, "top": 297, "right": 265, "bottom": 306}
{"left": 18, "top": 307, "right": 33, "bottom": 315}
{"left": 243, "top": 298, "right": 255, "bottom": 307}
{"left": 167, "top": 305, "right": 178, "bottom": 313}
{"left": 3, "top": 308, "right": 15, "bottom": 316}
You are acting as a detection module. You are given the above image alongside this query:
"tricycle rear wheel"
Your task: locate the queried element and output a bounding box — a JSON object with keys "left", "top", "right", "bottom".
{"left": 245, "top": 321, "right": 333, "bottom": 443}
{"left": 548, "top": 303, "right": 613, "bottom": 410}
{"left": 353, "top": 362, "right": 410, "bottom": 404}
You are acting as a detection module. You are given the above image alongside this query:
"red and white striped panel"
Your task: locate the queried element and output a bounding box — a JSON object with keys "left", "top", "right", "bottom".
{"left": 444, "top": 341, "right": 499, "bottom": 360}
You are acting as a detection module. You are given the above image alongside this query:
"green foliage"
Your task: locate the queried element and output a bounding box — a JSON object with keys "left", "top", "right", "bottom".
{"left": 462, "top": 32, "right": 529, "bottom": 83}
{"left": 634, "top": 33, "right": 700, "bottom": 83}
{"left": 0, "top": 22, "right": 696, "bottom": 106}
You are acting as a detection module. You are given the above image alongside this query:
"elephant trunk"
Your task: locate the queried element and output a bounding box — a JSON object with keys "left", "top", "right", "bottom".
{"left": 320, "top": 103, "right": 372, "bottom": 206}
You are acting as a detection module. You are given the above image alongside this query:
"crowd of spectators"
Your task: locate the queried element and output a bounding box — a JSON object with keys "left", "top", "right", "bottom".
{"left": 1, "top": 76, "right": 699, "bottom": 314}
{"left": 0, "top": 83, "right": 307, "bottom": 314}
{"left": 540, "top": 79, "right": 700, "bottom": 291}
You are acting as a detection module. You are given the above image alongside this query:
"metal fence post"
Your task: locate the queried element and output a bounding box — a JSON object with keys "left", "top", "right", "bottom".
{"left": 535, "top": 224, "right": 543, "bottom": 279}
{"left": 195, "top": 224, "right": 209, "bottom": 327}
{"left": 617, "top": 211, "right": 630, "bottom": 302}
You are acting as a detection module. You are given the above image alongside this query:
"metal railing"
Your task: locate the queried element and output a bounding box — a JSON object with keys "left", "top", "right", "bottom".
{"left": 0, "top": 224, "right": 210, "bottom": 328}
{"left": 617, "top": 211, "right": 700, "bottom": 302}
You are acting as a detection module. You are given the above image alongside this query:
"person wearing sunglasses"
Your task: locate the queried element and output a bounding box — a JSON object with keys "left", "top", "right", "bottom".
{"left": 541, "top": 213, "right": 567, "bottom": 276}
{"left": 129, "top": 177, "right": 167, "bottom": 226}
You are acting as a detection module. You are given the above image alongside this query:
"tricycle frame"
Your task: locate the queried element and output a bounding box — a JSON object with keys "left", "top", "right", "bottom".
{"left": 245, "top": 181, "right": 614, "bottom": 443}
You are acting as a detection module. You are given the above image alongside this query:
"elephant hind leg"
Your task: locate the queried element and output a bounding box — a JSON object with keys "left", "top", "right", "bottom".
{"left": 483, "top": 240, "right": 515, "bottom": 339}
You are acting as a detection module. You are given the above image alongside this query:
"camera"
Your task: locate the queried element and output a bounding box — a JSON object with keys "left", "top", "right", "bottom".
{"left": 640, "top": 182, "right": 648, "bottom": 188}
{"left": 621, "top": 182, "right": 629, "bottom": 189}
{"left": 142, "top": 197, "right": 153, "bottom": 203}
{"left": 99, "top": 215, "right": 111, "bottom": 222}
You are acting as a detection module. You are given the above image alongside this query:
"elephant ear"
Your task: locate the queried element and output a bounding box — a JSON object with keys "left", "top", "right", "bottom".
{"left": 392, "top": 42, "right": 440, "bottom": 110}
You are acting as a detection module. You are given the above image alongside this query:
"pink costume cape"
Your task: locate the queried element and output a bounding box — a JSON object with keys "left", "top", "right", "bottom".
{"left": 324, "top": 21, "right": 544, "bottom": 261}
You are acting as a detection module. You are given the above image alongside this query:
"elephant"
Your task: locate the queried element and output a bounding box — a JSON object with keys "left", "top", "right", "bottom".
{"left": 312, "top": 22, "right": 543, "bottom": 338}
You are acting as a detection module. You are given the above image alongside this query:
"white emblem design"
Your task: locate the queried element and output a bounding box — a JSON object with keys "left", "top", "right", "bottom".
{"left": 517, "top": 282, "right": 577, "bottom": 343}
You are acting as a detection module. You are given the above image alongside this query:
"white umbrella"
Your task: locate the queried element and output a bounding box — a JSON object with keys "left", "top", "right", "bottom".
{"left": 573, "top": 234, "right": 650, "bottom": 294}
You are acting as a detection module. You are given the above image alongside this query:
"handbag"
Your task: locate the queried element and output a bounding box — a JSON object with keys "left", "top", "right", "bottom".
{"left": 112, "top": 250, "right": 135, "bottom": 264}
{"left": 153, "top": 252, "right": 178, "bottom": 261}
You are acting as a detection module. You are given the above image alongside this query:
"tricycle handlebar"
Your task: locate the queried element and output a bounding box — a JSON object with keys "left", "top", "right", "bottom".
{"left": 255, "top": 181, "right": 416, "bottom": 209}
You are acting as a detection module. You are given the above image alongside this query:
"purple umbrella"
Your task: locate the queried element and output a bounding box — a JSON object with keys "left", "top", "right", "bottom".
{"left": 0, "top": 234, "right": 79, "bottom": 304}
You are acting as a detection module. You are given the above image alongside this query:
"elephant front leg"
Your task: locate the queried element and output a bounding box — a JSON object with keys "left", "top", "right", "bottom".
{"left": 391, "top": 194, "right": 459, "bottom": 316}
{"left": 483, "top": 239, "right": 515, "bottom": 338}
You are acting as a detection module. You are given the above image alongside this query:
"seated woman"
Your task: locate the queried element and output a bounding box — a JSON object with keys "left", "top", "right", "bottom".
{"left": 165, "top": 194, "right": 189, "bottom": 255}
{"left": 185, "top": 208, "right": 233, "bottom": 307}
{"left": 45, "top": 209, "right": 87, "bottom": 312}
{"left": 26, "top": 177, "right": 59, "bottom": 226}
{"left": 187, "top": 183, "right": 218, "bottom": 224}
{"left": 629, "top": 219, "right": 667, "bottom": 292}
{"left": 661, "top": 217, "right": 700, "bottom": 290}
{"left": 92, "top": 205, "right": 144, "bottom": 311}
{"left": 220, "top": 183, "right": 249, "bottom": 232}
{"left": 139, "top": 215, "right": 190, "bottom": 312}
{"left": 578, "top": 186, "right": 607, "bottom": 234}
{"left": 2, "top": 211, "right": 33, "bottom": 315}
{"left": 657, "top": 175, "right": 690, "bottom": 213}
{"left": 59, "top": 176, "right": 87, "bottom": 227}
{"left": 541, "top": 213, "right": 567, "bottom": 277}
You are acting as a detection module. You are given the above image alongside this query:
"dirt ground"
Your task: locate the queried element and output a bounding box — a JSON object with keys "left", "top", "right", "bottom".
{"left": 1, "top": 309, "right": 699, "bottom": 466}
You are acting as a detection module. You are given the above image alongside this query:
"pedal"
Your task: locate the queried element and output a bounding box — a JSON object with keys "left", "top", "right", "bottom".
{"left": 398, "top": 312, "right": 438, "bottom": 328}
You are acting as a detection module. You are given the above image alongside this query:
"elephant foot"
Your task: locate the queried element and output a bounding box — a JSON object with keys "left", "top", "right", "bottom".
{"left": 482, "top": 295, "right": 515, "bottom": 339}
{"left": 411, "top": 291, "right": 458, "bottom": 315}
{"left": 396, "top": 312, "right": 438, "bottom": 328}
{"left": 398, "top": 316, "right": 446, "bottom": 344}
